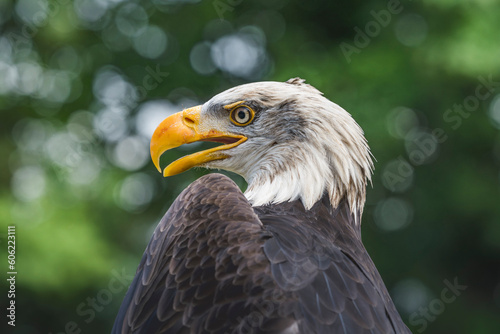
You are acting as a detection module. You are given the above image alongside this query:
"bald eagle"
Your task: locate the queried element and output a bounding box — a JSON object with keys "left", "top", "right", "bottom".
{"left": 112, "top": 78, "right": 411, "bottom": 333}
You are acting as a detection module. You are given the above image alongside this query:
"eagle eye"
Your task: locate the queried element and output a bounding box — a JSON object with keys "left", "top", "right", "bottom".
{"left": 230, "top": 106, "right": 254, "bottom": 126}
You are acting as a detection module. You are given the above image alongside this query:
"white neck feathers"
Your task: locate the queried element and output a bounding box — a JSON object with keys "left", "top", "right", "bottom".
{"left": 243, "top": 100, "right": 373, "bottom": 223}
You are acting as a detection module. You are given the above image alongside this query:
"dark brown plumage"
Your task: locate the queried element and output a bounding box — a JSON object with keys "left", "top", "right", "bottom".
{"left": 112, "top": 174, "right": 410, "bottom": 333}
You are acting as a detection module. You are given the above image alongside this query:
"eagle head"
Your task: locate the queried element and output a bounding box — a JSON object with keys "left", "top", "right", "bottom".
{"left": 151, "top": 78, "right": 373, "bottom": 218}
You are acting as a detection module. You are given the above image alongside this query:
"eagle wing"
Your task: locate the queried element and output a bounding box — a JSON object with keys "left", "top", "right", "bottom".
{"left": 112, "top": 173, "right": 292, "bottom": 334}
{"left": 255, "top": 199, "right": 410, "bottom": 334}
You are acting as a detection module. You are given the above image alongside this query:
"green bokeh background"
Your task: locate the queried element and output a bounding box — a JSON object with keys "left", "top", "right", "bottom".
{"left": 1, "top": 0, "right": 499, "bottom": 333}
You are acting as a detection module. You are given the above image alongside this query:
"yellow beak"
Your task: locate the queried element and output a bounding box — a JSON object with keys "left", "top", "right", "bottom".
{"left": 150, "top": 105, "right": 246, "bottom": 177}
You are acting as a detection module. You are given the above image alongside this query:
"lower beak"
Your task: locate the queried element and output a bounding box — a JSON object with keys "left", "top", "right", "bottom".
{"left": 150, "top": 105, "right": 246, "bottom": 177}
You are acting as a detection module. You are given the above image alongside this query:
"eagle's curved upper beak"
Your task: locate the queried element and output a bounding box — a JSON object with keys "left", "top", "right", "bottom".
{"left": 150, "top": 105, "right": 246, "bottom": 177}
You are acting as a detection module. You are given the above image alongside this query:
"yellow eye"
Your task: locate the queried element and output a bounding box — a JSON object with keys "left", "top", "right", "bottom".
{"left": 230, "top": 106, "right": 254, "bottom": 126}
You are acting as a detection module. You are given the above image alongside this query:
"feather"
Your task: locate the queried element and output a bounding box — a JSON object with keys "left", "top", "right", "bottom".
{"left": 113, "top": 174, "right": 410, "bottom": 334}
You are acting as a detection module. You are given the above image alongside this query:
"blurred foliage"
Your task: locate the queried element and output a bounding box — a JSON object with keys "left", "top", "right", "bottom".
{"left": 0, "top": 0, "right": 499, "bottom": 333}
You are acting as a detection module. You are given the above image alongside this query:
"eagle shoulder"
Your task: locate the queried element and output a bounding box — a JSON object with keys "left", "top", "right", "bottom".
{"left": 112, "top": 173, "right": 280, "bottom": 334}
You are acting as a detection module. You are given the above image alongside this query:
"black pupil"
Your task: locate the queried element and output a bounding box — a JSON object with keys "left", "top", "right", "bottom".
{"left": 237, "top": 110, "right": 247, "bottom": 121}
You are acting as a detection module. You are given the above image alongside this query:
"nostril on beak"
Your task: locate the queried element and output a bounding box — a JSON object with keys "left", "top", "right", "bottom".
{"left": 181, "top": 105, "right": 201, "bottom": 129}
{"left": 183, "top": 115, "right": 196, "bottom": 127}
